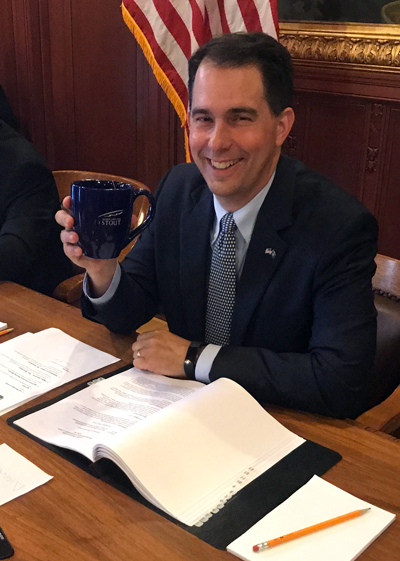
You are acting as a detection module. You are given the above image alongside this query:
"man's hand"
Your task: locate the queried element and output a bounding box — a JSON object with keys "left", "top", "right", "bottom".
{"left": 55, "top": 196, "right": 119, "bottom": 297}
{"left": 132, "top": 330, "right": 191, "bottom": 377}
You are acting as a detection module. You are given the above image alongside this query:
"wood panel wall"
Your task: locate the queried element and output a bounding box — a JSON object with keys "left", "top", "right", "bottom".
{"left": 283, "top": 60, "right": 400, "bottom": 258}
{"left": 0, "top": 0, "right": 185, "bottom": 192}
{"left": 1, "top": 2, "right": 400, "bottom": 257}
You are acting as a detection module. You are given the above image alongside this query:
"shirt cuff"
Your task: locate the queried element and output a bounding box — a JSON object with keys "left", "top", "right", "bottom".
{"left": 83, "top": 263, "right": 122, "bottom": 307}
{"left": 195, "top": 344, "right": 221, "bottom": 383}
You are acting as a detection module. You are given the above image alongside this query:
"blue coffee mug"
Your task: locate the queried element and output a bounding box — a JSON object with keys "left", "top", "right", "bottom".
{"left": 70, "top": 180, "right": 155, "bottom": 259}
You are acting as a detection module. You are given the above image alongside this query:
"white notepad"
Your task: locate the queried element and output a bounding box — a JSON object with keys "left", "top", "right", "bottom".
{"left": 227, "top": 476, "right": 395, "bottom": 561}
{"left": 0, "top": 322, "right": 7, "bottom": 331}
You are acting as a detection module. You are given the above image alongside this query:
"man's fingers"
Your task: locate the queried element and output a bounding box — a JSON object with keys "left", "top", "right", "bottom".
{"left": 55, "top": 209, "right": 74, "bottom": 229}
{"left": 136, "top": 330, "right": 156, "bottom": 342}
{"left": 60, "top": 228, "right": 79, "bottom": 244}
{"left": 56, "top": 196, "right": 74, "bottom": 228}
{"left": 131, "top": 214, "right": 139, "bottom": 229}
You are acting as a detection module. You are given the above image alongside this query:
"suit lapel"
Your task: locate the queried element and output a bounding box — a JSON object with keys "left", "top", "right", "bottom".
{"left": 230, "top": 156, "right": 296, "bottom": 344}
{"left": 180, "top": 183, "right": 214, "bottom": 340}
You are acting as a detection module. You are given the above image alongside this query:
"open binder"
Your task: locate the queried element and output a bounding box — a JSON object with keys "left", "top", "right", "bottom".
{"left": 8, "top": 364, "right": 341, "bottom": 549}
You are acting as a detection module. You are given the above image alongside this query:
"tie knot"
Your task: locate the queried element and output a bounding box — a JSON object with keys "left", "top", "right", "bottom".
{"left": 220, "top": 212, "right": 236, "bottom": 235}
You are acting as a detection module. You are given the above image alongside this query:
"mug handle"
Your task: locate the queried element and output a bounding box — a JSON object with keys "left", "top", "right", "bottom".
{"left": 128, "top": 189, "right": 156, "bottom": 240}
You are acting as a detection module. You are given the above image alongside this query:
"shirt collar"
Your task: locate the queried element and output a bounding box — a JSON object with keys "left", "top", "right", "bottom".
{"left": 212, "top": 171, "right": 276, "bottom": 244}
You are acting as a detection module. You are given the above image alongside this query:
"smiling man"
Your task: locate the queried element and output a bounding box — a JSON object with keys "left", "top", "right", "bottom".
{"left": 57, "top": 32, "right": 378, "bottom": 418}
{"left": 188, "top": 62, "right": 293, "bottom": 212}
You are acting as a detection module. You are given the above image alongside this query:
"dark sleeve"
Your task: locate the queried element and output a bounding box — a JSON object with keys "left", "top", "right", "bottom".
{"left": 0, "top": 159, "right": 63, "bottom": 289}
{"left": 0, "top": 86, "right": 19, "bottom": 130}
{"left": 81, "top": 227, "right": 160, "bottom": 334}
{"left": 209, "top": 212, "right": 378, "bottom": 419}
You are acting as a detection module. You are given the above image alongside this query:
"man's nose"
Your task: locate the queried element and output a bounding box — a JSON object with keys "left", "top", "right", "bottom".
{"left": 208, "top": 121, "right": 231, "bottom": 152}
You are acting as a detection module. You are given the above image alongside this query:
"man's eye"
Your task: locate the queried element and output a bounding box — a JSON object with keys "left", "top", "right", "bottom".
{"left": 196, "top": 116, "right": 211, "bottom": 122}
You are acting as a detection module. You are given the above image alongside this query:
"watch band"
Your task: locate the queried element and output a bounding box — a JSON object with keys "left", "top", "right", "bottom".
{"left": 183, "top": 341, "right": 205, "bottom": 380}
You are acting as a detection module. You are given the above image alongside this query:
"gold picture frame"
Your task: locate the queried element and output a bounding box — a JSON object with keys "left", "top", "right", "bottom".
{"left": 280, "top": 21, "right": 400, "bottom": 68}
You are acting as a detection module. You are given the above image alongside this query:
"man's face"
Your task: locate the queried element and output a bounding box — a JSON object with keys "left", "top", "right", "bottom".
{"left": 189, "top": 62, "right": 293, "bottom": 212}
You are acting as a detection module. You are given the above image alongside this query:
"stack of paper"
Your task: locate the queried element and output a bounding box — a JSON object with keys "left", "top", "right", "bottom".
{"left": 0, "top": 327, "right": 119, "bottom": 415}
{"left": 227, "top": 476, "right": 395, "bottom": 561}
{"left": 14, "top": 374, "right": 305, "bottom": 526}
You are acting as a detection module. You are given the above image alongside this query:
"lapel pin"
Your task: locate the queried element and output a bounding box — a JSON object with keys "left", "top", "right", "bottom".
{"left": 265, "top": 248, "right": 276, "bottom": 259}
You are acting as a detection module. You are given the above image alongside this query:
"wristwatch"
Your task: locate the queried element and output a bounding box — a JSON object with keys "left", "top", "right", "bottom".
{"left": 183, "top": 341, "right": 205, "bottom": 380}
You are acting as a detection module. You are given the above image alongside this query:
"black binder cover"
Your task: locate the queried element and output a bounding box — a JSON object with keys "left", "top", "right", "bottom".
{"left": 7, "top": 364, "right": 341, "bottom": 550}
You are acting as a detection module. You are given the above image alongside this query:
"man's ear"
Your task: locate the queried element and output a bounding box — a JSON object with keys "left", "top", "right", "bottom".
{"left": 275, "top": 107, "right": 295, "bottom": 147}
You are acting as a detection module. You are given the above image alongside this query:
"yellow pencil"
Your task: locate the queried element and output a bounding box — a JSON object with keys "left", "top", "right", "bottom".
{"left": 252, "top": 508, "right": 370, "bottom": 552}
{"left": 0, "top": 328, "right": 14, "bottom": 337}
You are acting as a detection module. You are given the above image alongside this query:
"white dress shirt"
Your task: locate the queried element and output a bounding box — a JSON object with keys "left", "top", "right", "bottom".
{"left": 196, "top": 173, "right": 275, "bottom": 382}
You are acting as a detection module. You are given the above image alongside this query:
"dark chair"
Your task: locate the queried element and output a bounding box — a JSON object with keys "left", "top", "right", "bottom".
{"left": 357, "top": 254, "right": 400, "bottom": 435}
{"left": 51, "top": 170, "right": 150, "bottom": 305}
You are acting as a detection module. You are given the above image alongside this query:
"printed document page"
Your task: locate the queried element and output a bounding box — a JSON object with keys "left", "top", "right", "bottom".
{"left": 0, "top": 328, "right": 119, "bottom": 414}
{"left": 15, "top": 368, "right": 203, "bottom": 459}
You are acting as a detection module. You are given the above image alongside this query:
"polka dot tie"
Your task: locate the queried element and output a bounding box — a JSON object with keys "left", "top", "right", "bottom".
{"left": 205, "top": 212, "right": 237, "bottom": 346}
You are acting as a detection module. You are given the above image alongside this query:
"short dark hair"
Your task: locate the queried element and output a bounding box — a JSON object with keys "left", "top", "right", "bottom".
{"left": 188, "top": 32, "right": 293, "bottom": 116}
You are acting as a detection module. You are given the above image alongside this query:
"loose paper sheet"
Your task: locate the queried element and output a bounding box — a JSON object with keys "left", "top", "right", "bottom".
{"left": 0, "top": 443, "right": 52, "bottom": 505}
{"left": 227, "top": 475, "right": 396, "bottom": 561}
{"left": 0, "top": 328, "right": 119, "bottom": 415}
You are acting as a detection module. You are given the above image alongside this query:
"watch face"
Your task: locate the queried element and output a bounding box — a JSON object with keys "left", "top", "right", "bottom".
{"left": 184, "top": 359, "right": 195, "bottom": 380}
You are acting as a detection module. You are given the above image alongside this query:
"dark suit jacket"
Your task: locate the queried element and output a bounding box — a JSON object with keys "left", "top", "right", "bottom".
{"left": 82, "top": 156, "right": 378, "bottom": 418}
{"left": 0, "top": 120, "right": 72, "bottom": 294}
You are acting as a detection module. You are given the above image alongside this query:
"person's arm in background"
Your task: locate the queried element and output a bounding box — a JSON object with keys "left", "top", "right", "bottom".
{"left": 0, "top": 85, "right": 20, "bottom": 130}
{"left": 0, "top": 121, "right": 71, "bottom": 294}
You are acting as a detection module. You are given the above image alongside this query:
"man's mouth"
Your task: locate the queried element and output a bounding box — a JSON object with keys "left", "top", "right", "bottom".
{"left": 210, "top": 158, "right": 241, "bottom": 170}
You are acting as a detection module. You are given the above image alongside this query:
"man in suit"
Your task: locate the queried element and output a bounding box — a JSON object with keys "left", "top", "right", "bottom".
{"left": 0, "top": 86, "right": 72, "bottom": 294}
{"left": 57, "top": 33, "right": 378, "bottom": 418}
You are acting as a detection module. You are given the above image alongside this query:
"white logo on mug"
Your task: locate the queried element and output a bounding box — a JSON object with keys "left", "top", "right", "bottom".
{"left": 98, "top": 209, "right": 124, "bottom": 226}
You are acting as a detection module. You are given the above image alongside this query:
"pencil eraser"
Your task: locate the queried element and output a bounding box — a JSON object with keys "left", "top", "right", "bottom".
{"left": 253, "top": 545, "right": 259, "bottom": 552}
{"left": 0, "top": 322, "right": 7, "bottom": 331}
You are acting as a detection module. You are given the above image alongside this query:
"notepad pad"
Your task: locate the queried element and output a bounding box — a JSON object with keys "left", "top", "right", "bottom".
{"left": 0, "top": 322, "right": 7, "bottom": 330}
{"left": 227, "top": 475, "right": 395, "bottom": 561}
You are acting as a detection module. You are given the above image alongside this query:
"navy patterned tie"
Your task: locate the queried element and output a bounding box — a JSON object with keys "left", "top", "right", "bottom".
{"left": 205, "top": 212, "right": 237, "bottom": 345}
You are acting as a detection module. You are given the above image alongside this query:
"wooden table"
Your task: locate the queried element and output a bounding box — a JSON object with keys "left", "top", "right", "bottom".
{"left": 0, "top": 281, "right": 399, "bottom": 561}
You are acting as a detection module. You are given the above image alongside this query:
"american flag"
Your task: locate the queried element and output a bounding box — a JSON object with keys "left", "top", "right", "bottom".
{"left": 122, "top": 0, "right": 278, "bottom": 131}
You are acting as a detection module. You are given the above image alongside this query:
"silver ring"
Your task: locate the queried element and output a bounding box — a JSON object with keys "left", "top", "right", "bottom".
{"left": 136, "top": 349, "right": 141, "bottom": 358}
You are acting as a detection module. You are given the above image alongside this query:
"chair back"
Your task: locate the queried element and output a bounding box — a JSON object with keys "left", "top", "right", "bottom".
{"left": 52, "top": 170, "right": 151, "bottom": 304}
{"left": 372, "top": 254, "right": 400, "bottom": 297}
{"left": 367, "top": 254, "right": 400, "bottom": 408}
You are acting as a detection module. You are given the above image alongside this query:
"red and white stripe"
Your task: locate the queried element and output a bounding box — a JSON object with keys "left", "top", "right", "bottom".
{"left": 123, "top": 0, "right": 278, "bottom": 114}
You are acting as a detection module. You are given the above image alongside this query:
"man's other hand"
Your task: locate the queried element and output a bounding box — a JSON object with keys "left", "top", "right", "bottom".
{"left": 132, "top": 330, "right": 191, "bottom": 377}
